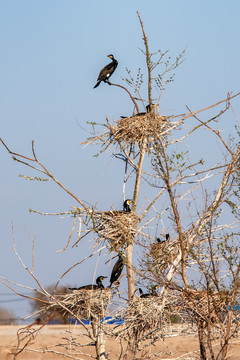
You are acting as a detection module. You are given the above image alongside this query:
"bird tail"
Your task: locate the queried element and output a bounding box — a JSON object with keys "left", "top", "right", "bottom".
{"left": 93, "top": 81, "right": 101, "bottom": 88}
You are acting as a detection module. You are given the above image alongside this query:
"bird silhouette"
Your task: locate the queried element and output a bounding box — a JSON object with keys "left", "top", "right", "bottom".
{"left": 156, "top": 233, "right": 170, "bottom": 243}
{"left": 120, "top": 104, "right": 152, "bottom": 119}
{"left": 123, "top": 199, "right": 132, "bottom": 212}
{"left": 93, "top": 54, "right": 118, "bottom": 88}
{"left": 109, "top": 256, "right": 124, "bottom": 287}
{"left": 68, "top": 276, "right": 107, "bottom": 290}
{"left": 139, "top": 285, "right": 159, "bottom": 298}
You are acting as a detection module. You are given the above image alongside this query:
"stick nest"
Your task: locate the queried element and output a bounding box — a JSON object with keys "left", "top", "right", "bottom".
{"left": 179, "top": 289, "right": 232, "bottom": 324}
{"left": 92, "top": 211, "right": 140, "bottom": 251}
{"left": 122, "top": 296, "right": 165, "bottom": 338}
{"left": 110, "top": 113, "right": 169, "bottom": 150}
{"left": 148, "top": 238, "right": 186, "bottom": 273}
{"left": 42, "top": 289, "right": 112, "bottom": 320}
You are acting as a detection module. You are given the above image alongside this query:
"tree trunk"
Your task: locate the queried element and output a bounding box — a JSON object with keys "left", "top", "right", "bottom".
{"left": 126, "top": 243, "right": 135, "bottom": 301}
{"left": 218, "top": 310, "right": 232, "bottom": 360}
{"left": 125, "top": 335, "right": 138, "bottom": 360}
{"left": 92, "top": 317, "right": 106, "bottom": 360}
{"left": 197, "top": 319, "right": 207, "bottom": 360}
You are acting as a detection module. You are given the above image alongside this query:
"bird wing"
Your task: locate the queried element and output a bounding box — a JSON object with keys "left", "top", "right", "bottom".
{"left": 110, "top": 258, "right": 124, "bottom": 284}
{"left": 97, "top": 61, "right": 117, "bottom": 81}
{"left": 72, "top": 284, "right": 99, "bottom": 290}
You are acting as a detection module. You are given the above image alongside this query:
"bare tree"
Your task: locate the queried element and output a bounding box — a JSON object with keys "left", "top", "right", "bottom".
{"left": 0, "top": 11, "right": 240, "bottom": 360}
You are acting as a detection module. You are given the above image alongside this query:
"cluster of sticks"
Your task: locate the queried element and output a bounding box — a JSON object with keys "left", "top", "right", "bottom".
{"left": 41, "top": 289, "right": 112, "bottom": 321}
{"left": 149, "top": 237, "right": 188, "bottom": 274}
{"left": 80, "top": 111, "right": 170, "bottom": 154}
{"left": 178, "top": 289, "right": 233, "bottom": 326}
{"left": 109, "top": 112, "right": 170, "bottom": 152}
{"left": 91, "top": 210, "right": 140, "bottom": 251}
{"left": 122, "top": 296, "right": 166, "bottom": 339}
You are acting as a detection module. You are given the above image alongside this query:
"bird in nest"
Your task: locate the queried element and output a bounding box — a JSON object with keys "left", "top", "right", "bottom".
{"left": 123, "top": 199, "right": 132, "bottom": 213}
{"left": 68, "top": 276, "right": 107, "bottom": 290}
{"left": 156, "top": 233, "right": 170, "bottom": 244}
{"left": 120, "top": 104, "right": 153, "bottom": 119}
{"left": 138, "top": 285, "right": 159, "bottom": 298}
{"left": 93, "top": 54, "right": 118, "bottom": 88}
{"left": 109, "top": 255, "right": 124, "bottom": 288}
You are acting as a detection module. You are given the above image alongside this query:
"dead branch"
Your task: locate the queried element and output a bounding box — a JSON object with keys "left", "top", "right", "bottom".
{"left": 107, "top": 81, "right": 139, "bottom": 113}
{"left": 0, "top": 138, "right": 89, "bottom": 212}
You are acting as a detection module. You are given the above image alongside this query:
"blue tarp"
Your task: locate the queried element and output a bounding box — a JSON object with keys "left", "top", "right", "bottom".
{"left": 227, "top": 305, "right": 240, "bottom": 311}
{"left": 68, "top": 316, "right": 124, "bottom": 325}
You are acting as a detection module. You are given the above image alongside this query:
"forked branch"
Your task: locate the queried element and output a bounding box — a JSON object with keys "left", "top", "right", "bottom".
{"left": 0, "top": 138, "right": 89, "bottom": 212}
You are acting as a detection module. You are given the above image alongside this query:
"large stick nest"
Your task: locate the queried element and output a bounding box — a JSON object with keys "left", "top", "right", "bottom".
{"left": 148, "top": 238, "right": 186, "bottom": 273}
{"left": 41, "top": 289, "right": 112, "bottom": 320}
{"left": 91, "top": 210, "right": 140, "bottom": 251}
{"left": 80, "top": 111, "right": 170, "bottom": 153}
{"left": 110, "top": 112, "right": 169, "bottom": 150}
{"left": 122, "top": 296, "right": 166, "bottom": 338}
{"left": 178, "top": 289, "right": 232, "bottom": 324}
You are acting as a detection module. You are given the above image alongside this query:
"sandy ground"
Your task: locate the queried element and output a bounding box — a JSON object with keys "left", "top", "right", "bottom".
{"left": 0, "top": 325, "right": 240, "bottom": 359}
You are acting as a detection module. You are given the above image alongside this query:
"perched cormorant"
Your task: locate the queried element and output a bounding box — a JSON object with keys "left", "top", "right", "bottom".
{"left": 109, "top": 256, "right": 124, "bottom": 287}
{"left": 139, "top": 285, "right": 159, "bottom": 298}
{"left": 120, "top": 104, "right": 152, "bottom": 119}
{"left": 123, "top": 199, "right": 132, "bottom": 212}
{"left": 68, "top": 276, "right": 107, "bottom": 290}
{"left": 156, "top": 233, "right": 170, "bottom": 243}
{"left": 146, "top": 103, "right": 156, "bottom": 112}
{"left": 93, "top": 54, "right": 118, "bottom": 88}
{"left": 146, "top": 104, "right": 151, "bottom": 112}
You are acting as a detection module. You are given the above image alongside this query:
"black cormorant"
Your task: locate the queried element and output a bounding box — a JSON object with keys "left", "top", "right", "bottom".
{"left": 146, "top": 103, "right": 156, "bottom": 112}
{"left": 123, "top": 199, "right": 132, "bottom": 212}
{"left": 68, "top": 276, "right": 107, "bottom": 290}
{"left": 139, "top": 285, "right": 159, "bottom": 298}
{"left": 93, "top": 54, "right": 118, "bottom": 88}
{"left": 109, "top": 256, "right": 124, "bottom": 287}
{"left": 120, "top": 104, "right": 152, "bottom": 119}
{"left": 146, "top": 104, "right": 151, "bottom": 112}
{"left": 156, "top": 233, "right": 170, "bottom": 243}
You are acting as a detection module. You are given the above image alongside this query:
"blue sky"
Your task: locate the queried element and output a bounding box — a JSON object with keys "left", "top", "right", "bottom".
{"left": 0, "top": 1, "right": 240, "bottom": 320}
